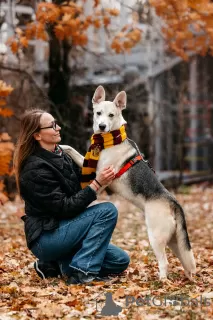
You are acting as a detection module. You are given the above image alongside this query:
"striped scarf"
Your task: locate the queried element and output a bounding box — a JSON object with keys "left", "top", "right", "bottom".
{"left": 81, "top": 125, "right": 127, "bottom": 189}
{"left": 52, "top": 144, "right": 63, "bottom": 156}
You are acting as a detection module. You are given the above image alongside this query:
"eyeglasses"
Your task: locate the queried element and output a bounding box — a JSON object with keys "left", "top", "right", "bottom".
{"left": 39, "top": 120, "right": 59, "bottom": 131}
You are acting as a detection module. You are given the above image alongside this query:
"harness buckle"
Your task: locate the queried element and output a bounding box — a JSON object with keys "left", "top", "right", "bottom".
{"left": 129, "top": 159, "right": 135, "bottom": 165}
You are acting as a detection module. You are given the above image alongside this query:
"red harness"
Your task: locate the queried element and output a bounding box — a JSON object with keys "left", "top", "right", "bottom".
{"left": 114, "top": 155, "right": 143, "bottom": 179}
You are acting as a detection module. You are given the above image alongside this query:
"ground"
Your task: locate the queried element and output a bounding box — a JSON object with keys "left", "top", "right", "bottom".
{"left": 0, "top": 185, "right": 213, "bottom": 320}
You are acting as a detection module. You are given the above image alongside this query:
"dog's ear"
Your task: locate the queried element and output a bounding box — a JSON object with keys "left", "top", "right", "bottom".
{"left": 92, "top": 86, "right": 105, "bottom": 104}
{"left": 113, "top": 91, "right": 127, "bottom": 110}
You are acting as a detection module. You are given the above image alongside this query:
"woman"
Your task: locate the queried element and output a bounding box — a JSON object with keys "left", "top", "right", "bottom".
{"left": 13, "top": 109, "right": 130, "bottom": 284}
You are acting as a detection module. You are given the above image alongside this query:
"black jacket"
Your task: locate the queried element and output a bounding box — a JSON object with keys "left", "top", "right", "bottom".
{"left": 20, "top": 144, "right": 97, "bottom": 249}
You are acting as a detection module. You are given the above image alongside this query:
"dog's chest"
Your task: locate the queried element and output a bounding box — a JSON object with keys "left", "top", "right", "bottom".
{"left": 96, "top": 142, "right": 135, "bottom": 173}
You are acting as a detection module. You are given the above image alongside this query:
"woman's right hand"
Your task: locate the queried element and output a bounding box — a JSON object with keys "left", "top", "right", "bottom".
{"left": 96, "top": 165, "right": 115, "bottom": 186}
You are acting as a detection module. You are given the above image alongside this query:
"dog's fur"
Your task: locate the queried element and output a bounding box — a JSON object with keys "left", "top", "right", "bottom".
{"left": 61, "top": 85, "right": 196, "bottom": 280}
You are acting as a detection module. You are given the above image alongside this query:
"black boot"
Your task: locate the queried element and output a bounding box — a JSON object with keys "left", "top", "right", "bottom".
{"left": 67, "top": 271, "right": 111, "bottom": 285}
{"left": 34, "top": 260, "right": 62, "bottom": 279}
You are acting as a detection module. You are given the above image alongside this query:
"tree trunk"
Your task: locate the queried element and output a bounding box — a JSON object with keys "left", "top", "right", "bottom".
{"left": 189, "top": 56, "right": 198, "bottom": 171}
{"left": 48, "top": 0, "right": 87, "bottom": 153}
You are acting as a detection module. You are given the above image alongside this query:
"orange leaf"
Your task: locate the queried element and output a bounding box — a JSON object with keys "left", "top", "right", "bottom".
{"left": 15, "top": 28, "right": 23, "bottom": 36}
{"left": 0, "top": 108, "right": 14, "bottom": 117}
{"left": 54, "top": 24, "right": 65, "bottom": 41}
{"left": 0, "top": 192, "right": 8, "bottom": 205}
{"left": 10, "top": 41, "right": 18, "bottom": 54}
{"left": 62, "top": 13, "right": 72, "bottom": 23}
{"left": 107, "top": 8, "right": 120, "bottom": 16}
{"left": 111, "top": 39, "right": 123, "bottom": 53}
{"left": 123, "top": 40, "right": 133, "bottom": 49}
{"left": 86, "top": 16, "right": 93, "bottom": 24}
{"left": 25, "top": 22, "right": 37, "bottom": 39}
{"left": 0, "top": 99, "right": 6, "bottom": 106}
{"left": 93, "top": 18, "right": 101, "bottom": 28}
{"left": 0, "top": 81, "right": 14, "bottom": 97}
{"left": 103, "top": 16, "right": 111, "bottom": 27}
{"left": 93, "top": 0, "right": 100, "bottom": 8}
{"left": 0, "top": 132, "right": 12, "bottom": 141}
{"left": 36, "top": 3, "right": 61, "bottom": 24}
{"left": 19, "top": 36, "right": 29, "bottom": 48}
{"left": 78, "top": 33, "right": 88, "bottom": 46}
{"left": 0, "top": 139, "right": 14, "bottom": 176}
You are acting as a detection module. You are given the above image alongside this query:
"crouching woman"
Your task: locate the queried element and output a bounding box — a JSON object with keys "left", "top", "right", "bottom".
{"left": 13, "top": 109, "right": 130, "bottom": 284}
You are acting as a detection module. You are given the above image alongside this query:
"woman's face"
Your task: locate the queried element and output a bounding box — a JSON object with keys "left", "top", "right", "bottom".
{"left": 33, "top": 112, "right": 61, "bottom": 148}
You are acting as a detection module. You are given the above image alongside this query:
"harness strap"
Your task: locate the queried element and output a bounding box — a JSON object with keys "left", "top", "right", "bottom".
{"left": 114, "top": 155, "right": 143, "bottom": 179}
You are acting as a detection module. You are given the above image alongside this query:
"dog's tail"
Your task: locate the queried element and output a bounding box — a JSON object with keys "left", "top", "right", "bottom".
{"left": 169, "top": 198, "right": 196, "bottom": 278}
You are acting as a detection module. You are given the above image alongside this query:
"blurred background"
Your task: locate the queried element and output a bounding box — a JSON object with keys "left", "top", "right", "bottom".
{"left": 0, "top": 0, "right": 213, "bottom": 200}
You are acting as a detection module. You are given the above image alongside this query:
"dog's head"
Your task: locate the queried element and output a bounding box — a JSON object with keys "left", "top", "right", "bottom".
{"left": 92, "top": 85, "right": 127, "bottom": 133}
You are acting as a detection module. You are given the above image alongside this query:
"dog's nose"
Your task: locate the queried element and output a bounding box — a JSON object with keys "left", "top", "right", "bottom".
{"left": 99, "top": 124, "right": 106, "bottom": 131}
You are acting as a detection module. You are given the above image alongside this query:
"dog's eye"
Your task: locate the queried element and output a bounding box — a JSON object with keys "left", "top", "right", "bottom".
{"left": 109, "top": 114, "right": 114, "bottom": 118}
{"left": 97, "top": 112, "right": 101, "bottom": 116}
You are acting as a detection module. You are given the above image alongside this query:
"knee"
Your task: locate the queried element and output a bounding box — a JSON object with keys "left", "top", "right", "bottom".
{"left": 114, "top": 250, "right": 130, "bottom": 273}
{"left": 100, "top": 202, "right": 118, "bottom": 221}
{"left": 120, "top": 250, "right": 130, "bottom": 269}
{"left": 114, "top": 247, "right": 130, "bottom": 269}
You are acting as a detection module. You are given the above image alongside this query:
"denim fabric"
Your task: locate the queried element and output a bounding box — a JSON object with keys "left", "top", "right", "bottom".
{"left": 30, "top": 202, "right": 130, "bottom": 276}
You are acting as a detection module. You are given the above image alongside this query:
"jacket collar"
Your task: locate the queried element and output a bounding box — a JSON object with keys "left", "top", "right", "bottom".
{"left": 34, "top": 143, "right": 64, "bottom": 169}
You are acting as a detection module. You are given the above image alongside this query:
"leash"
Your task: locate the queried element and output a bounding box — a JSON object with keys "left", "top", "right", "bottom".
{"left": 127, "top": 138, "right": 142, "bottom": 157}
{"left": 127, "top": 138, "right": 155, "bottom": 173}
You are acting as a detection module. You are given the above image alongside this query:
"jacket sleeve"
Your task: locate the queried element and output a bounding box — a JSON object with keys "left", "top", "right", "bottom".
{"left": 64, "top": 152, "right": 82, "bottom": 181}
{"left": 20, "top": 171, "right": 97, "bottom": 219}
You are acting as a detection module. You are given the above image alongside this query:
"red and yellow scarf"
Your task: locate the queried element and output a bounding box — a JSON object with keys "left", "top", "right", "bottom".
{"left": 81, "top": 125, "right": 127, "bottom": 188}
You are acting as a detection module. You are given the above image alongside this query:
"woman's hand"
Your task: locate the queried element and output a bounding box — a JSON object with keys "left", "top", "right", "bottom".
{"left": 89, "top": 165, "right": 115, "bottom": 192}
{"left": 96, "top": 165, "right": 115, "bottom": 186}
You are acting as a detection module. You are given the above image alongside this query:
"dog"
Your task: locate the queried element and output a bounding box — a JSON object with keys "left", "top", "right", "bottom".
{"left": 61, "top": 85, "right": 196, "bottom": 281}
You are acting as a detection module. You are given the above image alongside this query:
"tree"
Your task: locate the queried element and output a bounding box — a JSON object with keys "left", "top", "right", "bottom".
{"left": 7, "top": 0, "right": 141, "bottom": 151}
{"left": 150, "top": 0, "right": 213, "bottom": 60}
{"left": 0, "top": 81, "right": 14, "bottom": 204}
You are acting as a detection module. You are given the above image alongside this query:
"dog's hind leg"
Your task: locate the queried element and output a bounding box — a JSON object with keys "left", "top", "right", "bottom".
{"left": 147, "top": 230, "right": 169, "bottom": 279}
{"left": 168, "top": 234, "right": 191, "bottom": 279}
{"left": 145, "top": 199, "right": 176, "bottom": 280}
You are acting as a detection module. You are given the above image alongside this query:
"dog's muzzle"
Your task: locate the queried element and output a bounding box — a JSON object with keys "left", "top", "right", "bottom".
{"left": 99, "top": 124, "right": 106, "bottom": 131}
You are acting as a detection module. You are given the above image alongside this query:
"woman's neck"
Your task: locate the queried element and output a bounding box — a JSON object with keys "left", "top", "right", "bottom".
{"left": 39, "top": 142, "right": 56, "bottom": 152}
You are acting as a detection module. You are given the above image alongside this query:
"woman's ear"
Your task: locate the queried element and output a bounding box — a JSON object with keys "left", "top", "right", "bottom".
{"left": 113, "top": 91, "right": 127, "bottom": 110}
{"left": 33, "top": 132, "right": 41, "bottom": 141}
{"left": 92, "top": 85, "right": 106, "bottom": 104}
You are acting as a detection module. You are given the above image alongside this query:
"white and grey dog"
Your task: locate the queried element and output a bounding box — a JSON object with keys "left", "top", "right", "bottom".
{"left": 62, "top": 85, "right": 196, "bottom": 281}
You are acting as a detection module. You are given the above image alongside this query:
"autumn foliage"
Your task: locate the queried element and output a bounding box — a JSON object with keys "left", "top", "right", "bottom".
{"left": 150, "top": 0, "right": 213, "bottom": 60}
{"left": 0, "top": 81, "right": 14, "bottom": 205}
{"left": 7, "top": 0, "right": 142, "bottom": 54}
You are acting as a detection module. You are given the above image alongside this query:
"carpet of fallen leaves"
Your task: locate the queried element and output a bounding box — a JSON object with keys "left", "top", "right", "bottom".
{"left": 0, "top": 185, "right": 213, "bottom": 320}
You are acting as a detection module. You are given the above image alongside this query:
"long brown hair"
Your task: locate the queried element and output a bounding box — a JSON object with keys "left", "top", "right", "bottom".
{"left": 13, "top": 108, "right": 47, "bottom": 197}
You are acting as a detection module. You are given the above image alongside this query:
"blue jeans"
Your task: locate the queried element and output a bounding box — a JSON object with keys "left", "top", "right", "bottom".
{"left": 30, "top": 202, "right": 130, "bottom": 276}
